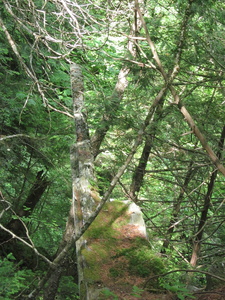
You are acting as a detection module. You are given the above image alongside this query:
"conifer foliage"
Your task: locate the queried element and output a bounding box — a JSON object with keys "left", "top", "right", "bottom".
{"left": 1, "top": 0, "right": 225, "bottom": 299}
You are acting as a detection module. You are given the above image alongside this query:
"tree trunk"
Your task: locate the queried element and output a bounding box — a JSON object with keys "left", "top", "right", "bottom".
{"left": 91, "top": 4, "right": 144, "bottom": 158}
{"left": 161, "top": 162, "right": 195, "bottom": 253}
{"left": 7, "top": 170, "right": 49, "bottom": 236}
{"left": 0, "top": 171, "right": 49, "bottom": 267}
{"left": 129, "top": 97, "right": 165, "bottom": 201}
{"left": 91, "top": 66, "right": 130, "bottom": 158}
{"left": 190, "top": 125, "right": 225, "bottom": 267}
{"left": 40, "top": 64, "right": 99, "bottom": 300}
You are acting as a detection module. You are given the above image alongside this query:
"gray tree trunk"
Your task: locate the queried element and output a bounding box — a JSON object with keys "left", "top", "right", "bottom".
{"left": 70, "top": 63, "right": 99, "bottom": 299}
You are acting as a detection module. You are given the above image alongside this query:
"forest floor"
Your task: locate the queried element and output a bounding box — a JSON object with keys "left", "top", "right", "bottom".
{"left": 141, "top": 285, "right": 225, "bottom": 300}
{"left": 190, "top": 286, "right": 225, "bottom": 300}
{"left": 98, "top": 235, "right": 225, "bottom": 299}
{"left": 109, "top": 285, "right": 225, "bottom": 299}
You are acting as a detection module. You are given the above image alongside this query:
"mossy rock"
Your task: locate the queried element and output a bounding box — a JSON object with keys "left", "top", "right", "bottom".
{"left": 80, "top": 200, "right": 163, "bottom": 298}
{"left": 113, "top": 238, "right": 165, "bottom": 289}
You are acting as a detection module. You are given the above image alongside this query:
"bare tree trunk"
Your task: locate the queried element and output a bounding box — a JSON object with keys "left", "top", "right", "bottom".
{"left": 176, "top": 100, "right": 225, "bottom": 176}
{"left": 91, "top": 66, "right": 130, "bottom": 158}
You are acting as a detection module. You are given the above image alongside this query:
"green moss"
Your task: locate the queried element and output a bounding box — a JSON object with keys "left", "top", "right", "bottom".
{"left": 82, "top": 240, "right": 112, "bottom": 282}
{"left": 81, "top": 201, "right": 160, "bottom": 288}
{"left": 129, "top": 248, "right": 164, "bottom": 277}
{"left": 134, "top": 237, "right": 151, "bottom": 248}
{"left": 84, "top": 201, "right": 129, "bottom": 240}
{"left": 87, "top": 226, "right": 115, "bottom": 239}
{"left": 109, "top": 265, "right": 125, "bottom": 278}
{"left": 114, "top": 241, "right": 165, "bottom": 279}
{"left": 82, "top": 247, "right": 101, "bottom": 281}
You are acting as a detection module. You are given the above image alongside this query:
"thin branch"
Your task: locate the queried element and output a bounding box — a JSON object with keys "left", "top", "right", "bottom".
{"left": 144, "top": 269, "right": 225, "bottom": 288}
{"left": 0, "top": 134, "right": 35, "bottom": 141}
{"left": 0, "top": 224, "right": 52, "bottom": 265}
{"left": 0, "top": 199, "right": 11, "bottom": 219}
{"left": 135, "top": 0, "right": 225, "bottom": 176}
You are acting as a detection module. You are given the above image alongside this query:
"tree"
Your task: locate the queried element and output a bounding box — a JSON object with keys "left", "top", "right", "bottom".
{"left": 1, "top": 0, "right": 225, "bottom": 299}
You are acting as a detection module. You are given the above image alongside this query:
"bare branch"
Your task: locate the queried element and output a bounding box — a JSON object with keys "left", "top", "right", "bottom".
{"left": 0, "top": 134, "right": 35, "bottom": 142}
{"left": 0, "top": 223, "right": 52, "bottom": 265}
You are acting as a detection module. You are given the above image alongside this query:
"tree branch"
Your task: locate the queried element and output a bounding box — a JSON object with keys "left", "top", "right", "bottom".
{"left": 144, "top": 269, "right": 225, "bottom": 288}
{"left": 0, "top": 223, "right": 52, "bottom": 265}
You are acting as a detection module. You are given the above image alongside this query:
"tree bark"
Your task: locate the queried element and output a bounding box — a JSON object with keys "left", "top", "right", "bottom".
{"left": 41, "top": 64, "right": 99, "bottom": 300}
{"left": 91, "top": 66, "right": 130, "bottom": 158}
{"left": 0, "top": 171, "right": 49, "bottom": 268}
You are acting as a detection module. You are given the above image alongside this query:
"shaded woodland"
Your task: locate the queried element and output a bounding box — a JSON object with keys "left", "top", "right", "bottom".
{"left": 1, "top": 0, "right": 225, "bottom": 299}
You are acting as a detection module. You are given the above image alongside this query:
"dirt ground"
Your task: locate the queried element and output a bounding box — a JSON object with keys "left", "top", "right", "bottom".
{"left": 191, "top": 286, "right": 225, "bottom": 300}
{"left": 110, "top": 285, "right": 225, "bottom": 300}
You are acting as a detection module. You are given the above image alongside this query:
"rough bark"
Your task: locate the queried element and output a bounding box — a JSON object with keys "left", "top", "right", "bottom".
{"left": 40, "top": 64, "right": 98, "bottom": 300}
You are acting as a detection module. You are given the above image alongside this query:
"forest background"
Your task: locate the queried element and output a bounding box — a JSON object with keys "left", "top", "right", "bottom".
{"left": 1, "top": 0, "right": 225, "bottom": 299}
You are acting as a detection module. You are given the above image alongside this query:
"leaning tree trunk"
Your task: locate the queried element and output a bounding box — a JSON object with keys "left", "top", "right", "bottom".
{"left": 136, "top": 0, "right": 225, "bottom": 176}
{"left": 0, "top": 171, "right": 49, "bottom": 268}
{"left": 7, "top": 170, "right": 49, "bottom": 237}
{"left": 91, "top": 2, "right": 144, "bottom": 158}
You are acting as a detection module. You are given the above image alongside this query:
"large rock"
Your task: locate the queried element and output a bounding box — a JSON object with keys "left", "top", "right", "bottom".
{"left": 80, "top": 200, "right": 165, "bottom": 299}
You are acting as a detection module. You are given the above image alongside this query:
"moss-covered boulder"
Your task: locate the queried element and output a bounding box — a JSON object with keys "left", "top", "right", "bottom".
{"left": 80, "top": 200, "right": 165, "bottom": 299}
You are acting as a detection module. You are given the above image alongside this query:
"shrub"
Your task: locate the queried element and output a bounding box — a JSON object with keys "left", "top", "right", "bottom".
{"left": 0, "top": 253, "right": 34, "bottom": 299}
